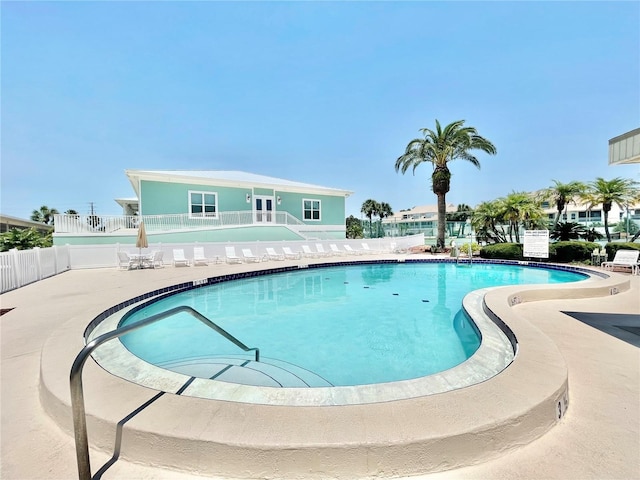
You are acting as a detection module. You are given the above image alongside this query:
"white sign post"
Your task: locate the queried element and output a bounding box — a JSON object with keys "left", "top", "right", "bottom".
{"left": 523, "top": 230, "right": 549, "bottom": 258}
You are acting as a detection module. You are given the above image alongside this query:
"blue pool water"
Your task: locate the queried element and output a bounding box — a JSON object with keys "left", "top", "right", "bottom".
{"left": 119, "top": 262, "right": 587, "bottom": 386}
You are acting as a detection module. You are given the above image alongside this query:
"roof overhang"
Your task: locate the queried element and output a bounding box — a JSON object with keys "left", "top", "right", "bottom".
{"left": 125, "top": 170, "right": 353, "bottom": 198}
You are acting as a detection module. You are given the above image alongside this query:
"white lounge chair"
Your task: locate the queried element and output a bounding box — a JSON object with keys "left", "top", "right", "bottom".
{"left": 343, "top": 245, "right": 362, "bottom": 255}
{"left": 315, "top": 244, "right": 331, "bottom": 257}
{"left": 361, "top": 242, "right": 381, "bottom": 254}
{"left": 172, "top": 249, "right": 191, "bottom": 267}
{"left": 301, "top": 245, "right": 320, "bottom": 258}
{"left": 242, "top": 248, "right": 261, "bottom": 263}
{"left": 601, "top": 249, "right": 639, "bottom": 275}
{"left": 117, "top": 251, "right": 134, "bottom": 270}
{"left": 225, "top": 246, "right": 242, "bottom": 264}
{"left": 282, "top": 247, "right": 302, "bottom": 260}
{"left": 265, "top": 247, "right": 285, "bottom": 261}
{"left": 329, "top": 244, "right": 344, "bottom": 256}
{"left": 193, "top": 247, "right": 209, "bottom": 266}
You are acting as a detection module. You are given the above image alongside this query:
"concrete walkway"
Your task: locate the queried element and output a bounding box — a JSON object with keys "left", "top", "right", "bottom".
{"left": 1, "top": 257, "right": 638, "bottom": 479}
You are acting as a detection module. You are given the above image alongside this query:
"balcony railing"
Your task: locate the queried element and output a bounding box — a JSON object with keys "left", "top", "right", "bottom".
{"left": 53, "top": 211, "right": 307, "bottom": 234}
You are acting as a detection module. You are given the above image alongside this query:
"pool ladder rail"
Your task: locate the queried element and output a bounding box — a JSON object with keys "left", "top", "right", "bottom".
{"left": 455, "top": 243, "right": 474, "bottom": 266}
{"left": 69, "top": 305, "right": 259, "bottom": 480}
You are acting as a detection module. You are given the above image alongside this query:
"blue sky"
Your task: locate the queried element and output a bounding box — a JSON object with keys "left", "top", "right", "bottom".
{"left": 2, "top": 1, "right": 639, "bottom": 220}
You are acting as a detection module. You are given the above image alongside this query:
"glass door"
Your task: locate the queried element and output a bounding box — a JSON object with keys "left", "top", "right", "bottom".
{"left": 254, "top": 196, "right": 274, "bottom": 223}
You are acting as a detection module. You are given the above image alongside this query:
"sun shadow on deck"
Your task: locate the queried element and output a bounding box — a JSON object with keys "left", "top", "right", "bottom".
{"left": 562, "top": 311, "right": 640, "bottom": 348}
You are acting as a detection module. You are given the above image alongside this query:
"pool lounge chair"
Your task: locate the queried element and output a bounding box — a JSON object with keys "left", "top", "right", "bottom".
{"left": 361, "top": 242, "right": 381, "bottom": 254}
{"left": 117, "top": 251, "right": 134, "bottom": 270}
{"left": 315, "top": 244, "right": 331, "bottom": 257}
{"left": 172, "top": 249, "right": 191, "bottom": 267}
{"left": 282, "top": 247, "right": 302, "bottom": 260}
{"left": 242, "top": 248, "right": 262, "bottom": 263}
{"left": 193, "top": 247, "right": 209, "bottom": 266}
{"left": 225, "top": 246, "right": 243, "bottom": 264}
{"left": 343, "top": 245, "right": 362, "bottom": 255}
{"left": 265, "top": 247, "right": 285, "bottom": 261}
{"left": 329, "top": 244, "right": 345, "bottom": 256}
{"left": 601, "top": 249, "right": 639, "bottom": 275}
{"left": 301, "top": 245, "right": 320, "bottom": 258}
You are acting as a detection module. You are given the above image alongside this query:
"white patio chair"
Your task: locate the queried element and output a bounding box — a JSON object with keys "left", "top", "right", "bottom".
{"left": 282, "top": 247, "right": 302, "bottom": 260}
{"left": 172, "top": 249, "right": 191, "bottom": 267}
{"left": 225, "top": 246, "right": 243, "bottom": 264}
{"left": 193, "top": 246, "right": 209, "bottom": 266}
{"left": 601, "top": 249, "right": 639, "bottom": 275}
{"left": 117, "top": 251, "right": 134, "bottom": 270}
{"left": 301, "top": 245, "right": 320, "bottom": 258}
{"left": 315, "top": 244, "right": 331, "bottom": 257}
{"left": 242, "top": 248, "right": 262, "bottom": 263}
{"left": 265, "top": 247, "right": 285, "bottom": 261}
{"left": 149, "top": 250, "right": 164, "bottom": 269}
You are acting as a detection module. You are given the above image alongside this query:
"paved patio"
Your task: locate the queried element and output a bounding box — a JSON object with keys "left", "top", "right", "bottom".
{"left": 1, "top": 255, "right": 638, "bottom": 479}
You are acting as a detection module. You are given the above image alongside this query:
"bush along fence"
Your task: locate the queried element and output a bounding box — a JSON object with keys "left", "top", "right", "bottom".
{"left": 0, "top": 245, "right": 71, "bottom": 294}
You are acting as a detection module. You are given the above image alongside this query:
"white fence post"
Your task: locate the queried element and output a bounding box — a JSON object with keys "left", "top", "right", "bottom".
{"left": 34, "top": 247, "right": 43, "bottom": 280}
{"left": 10, "top": 248, "right": 20, "bottom": 288}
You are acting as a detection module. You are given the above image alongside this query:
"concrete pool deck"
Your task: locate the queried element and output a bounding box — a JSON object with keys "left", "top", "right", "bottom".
{"left": 1, "top": 254, "right": 638, "bottom": 479}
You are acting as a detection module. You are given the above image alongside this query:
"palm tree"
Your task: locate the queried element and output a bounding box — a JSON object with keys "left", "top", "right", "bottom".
{"left": 550, "top": 222, "right": 587, "bottom": 241}
{"left": 582, "top": 177, "right": 639, "bottom": 242}
{"left": 395, "top": 119, "right": 496, "bottom": 249}
{"left": 30, "top": 205, "right": 59, "bottom": 225}
{"left": 376, "top": 202, "right": 393, "bottom": 238}
{"left": 499, "top": 192, "right": 545, "bottom": 243}
{"left": 538, "top": 180, "right": 586, "bottom": 228}
{"left": 360, "top": 199, "right": 380, "bottom": 238}
{"left": 471, "top": 200, "right": 507, "bottom": 244}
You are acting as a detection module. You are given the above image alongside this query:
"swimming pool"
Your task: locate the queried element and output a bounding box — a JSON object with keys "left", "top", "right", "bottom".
{"left": 117, "top": 262, "right": 587, "bottom": 387}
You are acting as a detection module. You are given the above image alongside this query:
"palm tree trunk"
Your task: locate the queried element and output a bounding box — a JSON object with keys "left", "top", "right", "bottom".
{"left": 437, "top": 193, "right": 446, "bottom": 249}
{"left": 603, "top": 203, "right": 612, "bottom": 242}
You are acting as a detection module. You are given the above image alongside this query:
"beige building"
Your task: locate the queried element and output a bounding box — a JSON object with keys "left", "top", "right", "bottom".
{"left": 609, "top": 128, "right": 640, "bottom": 165}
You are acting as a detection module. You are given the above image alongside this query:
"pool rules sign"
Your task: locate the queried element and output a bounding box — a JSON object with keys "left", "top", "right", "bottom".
{"left": 523, "top": 230, "right": 550, "bottom": 258}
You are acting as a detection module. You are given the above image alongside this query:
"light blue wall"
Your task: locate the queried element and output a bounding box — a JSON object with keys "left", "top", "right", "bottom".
{"left": 274, "top": 190, "right": 345, "bottom": 225}
{"left": 140, "top": 180, "right": 346, "bottom": 226}
{"left": 140, "top": 181, "right": 251, "bottom": 215}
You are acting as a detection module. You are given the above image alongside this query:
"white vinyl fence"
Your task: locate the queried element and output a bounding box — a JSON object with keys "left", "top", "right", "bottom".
{"left": 67, "top": 235, "right": 424, "bottom": 270}
{"left": 0, "top": 245, "right": 71, "bottom": 294}
{"left": 0, "top": 235, "right": 424, "bottom": 292}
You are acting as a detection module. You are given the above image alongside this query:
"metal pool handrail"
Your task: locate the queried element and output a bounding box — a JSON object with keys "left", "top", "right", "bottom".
{"left": 69, "top": 305, "right": 259, "bottom": 480}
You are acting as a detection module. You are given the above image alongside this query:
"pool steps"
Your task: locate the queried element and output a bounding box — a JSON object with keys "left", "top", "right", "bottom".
{"left": 158, "top": 355, "right": 333, "bottom": 388}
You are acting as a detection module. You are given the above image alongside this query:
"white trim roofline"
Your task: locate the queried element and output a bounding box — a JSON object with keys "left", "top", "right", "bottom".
{"left": 125, "top": 170, "right": 353, "bottom": 198}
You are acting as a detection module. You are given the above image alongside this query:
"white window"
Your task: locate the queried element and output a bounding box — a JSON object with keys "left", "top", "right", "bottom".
{"left": 189, "top": 191, "right": 217, "bottom": 218}
{"left": 303, "top": 199, "right": 321, "bottom": 221}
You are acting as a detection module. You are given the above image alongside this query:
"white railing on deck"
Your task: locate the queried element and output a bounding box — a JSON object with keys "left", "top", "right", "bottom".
{"left": 0, "top": 245, "right": 71, "bottom": 294}
{"left": 54, "top": 211, "right": 307, "bottom": 234}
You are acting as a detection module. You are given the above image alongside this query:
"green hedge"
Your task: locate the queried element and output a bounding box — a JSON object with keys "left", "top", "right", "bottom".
{"left": 604, "top": 242, "right": 640, "bottom": 259}
{"left": 480, "top": 243, "right": 523, "bottom": 260}
{"left": 480, "top": 241, "right": 603, "bottom": 263}
{"left": 548, "top": 241, "right": 600, "bottom": 263}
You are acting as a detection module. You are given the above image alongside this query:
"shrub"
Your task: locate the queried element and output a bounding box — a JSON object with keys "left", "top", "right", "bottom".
{"left": 480, "top": 243, "right": 523, "bottom": 260}
{"left": 604, "top": 242, "right": 640, "bottom": 259}
{"left": 548, "top": 241, "right": 600, "bottom": 263}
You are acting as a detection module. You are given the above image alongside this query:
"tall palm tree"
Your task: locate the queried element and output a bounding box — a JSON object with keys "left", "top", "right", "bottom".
{"left": 395, "top": 119, "right": 496, "bottom": 249}
{"left": 360, "top": 199, "right": 380, "bottom": 238}
{"left": 30, "top": 205, "right": 59, "bottom": 225}
{"left": 377, "top": 202, "right": 393, "bottom": 238}
{"left": 582, "top": 177, "right": 639, "bottom": 242}
{"left": 538, "top": 180, "right": 586, "bottom": 228}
